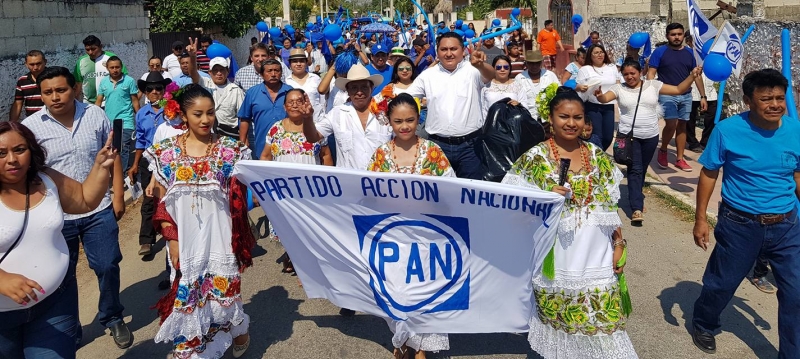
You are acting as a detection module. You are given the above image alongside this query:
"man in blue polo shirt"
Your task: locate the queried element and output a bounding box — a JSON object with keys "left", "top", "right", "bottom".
{"left": 691, "top": 69, "right": 800, "bottom": 356}
{"left": 238, "top": 59, "right": 292, "bottom": 157}
{"left": 647, "top": 23, "right": 707, "bottom": 172}
{"left": 365, "top": 43, "right": 393, "bottom": 96}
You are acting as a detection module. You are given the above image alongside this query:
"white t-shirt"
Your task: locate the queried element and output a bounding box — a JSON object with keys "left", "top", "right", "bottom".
{"left": 163, "top": 54, "right": 182, "bottom": 79}
{"left": 608, "top": 80, "right": 663, "bottom": 139}
{"left": 691, "top": 73, "right": 718, "bottom": 101}
{"left": 577, "top": 64, "right": 620, "bottom": 104}
{"left": 140, "top": 71, "right": 173, "bottom": 81}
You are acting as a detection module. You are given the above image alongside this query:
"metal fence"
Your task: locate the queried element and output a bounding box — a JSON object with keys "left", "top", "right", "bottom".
{"left": 549, "top": 0, "right": 574, "bottom": 45}
{"left": 150, "top": 31, "right": 201, "bottom": 60}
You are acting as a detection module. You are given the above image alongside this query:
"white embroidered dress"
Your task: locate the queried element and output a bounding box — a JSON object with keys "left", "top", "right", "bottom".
{"left": 502, "top": 142, "right": 638, "bottom": 359}
{"left": 146, "top": 136, "right": 252, "bottom": 359}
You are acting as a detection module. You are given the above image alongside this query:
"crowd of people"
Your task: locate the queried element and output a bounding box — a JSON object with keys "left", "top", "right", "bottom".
{"left": 1, "top": 15, "right": 798, "bottom": 359}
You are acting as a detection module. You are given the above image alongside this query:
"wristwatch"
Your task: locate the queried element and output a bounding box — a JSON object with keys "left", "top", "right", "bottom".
{"left": 700, "top": 96, "right": 707, "bottom": 99}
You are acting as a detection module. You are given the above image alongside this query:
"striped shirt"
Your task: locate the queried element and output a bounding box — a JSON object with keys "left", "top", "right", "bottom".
{"left": 22, "top": 101, "right": 113, "bottom": 220}
{"left": 196, "top": 49, "right": 210, "bottom": 72}
{"left": 509, "top": 56, "right": 526, "bottom": 78}
{"left": 14, "top": 73, "right": 44, "bottom": 118}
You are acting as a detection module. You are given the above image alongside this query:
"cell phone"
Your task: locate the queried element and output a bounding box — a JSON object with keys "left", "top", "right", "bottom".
{"left": 112, "top": 119, "right": 123, "bottom": 151}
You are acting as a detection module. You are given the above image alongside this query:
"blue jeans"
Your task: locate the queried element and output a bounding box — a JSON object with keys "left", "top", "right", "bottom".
{"left": 61, "top": 206, "right": 125, "bottom": 328}
{"left": 626, "top": 135, "right": 659, "bottom": 212}
{"left": 693, "top": 203, "right": 800, "bottom": 357}
{"left": 659, "top": 93, "right": 692, "bottom": 121}
{"left": 584, "top": 102, "right": 616, "bottom": 151}
{"left": 430, "top": 137, "right": 482, "bottom": 179}
{"left": 120, "top": 129, "right": 135, "bottom": 174}
{"left": 0, "top": 275, "right": 79, "bottom": 359}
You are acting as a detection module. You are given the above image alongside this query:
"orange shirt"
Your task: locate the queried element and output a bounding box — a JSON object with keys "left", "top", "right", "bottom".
{"left": 537, "top": 29, "right": 561, "bottom": 56}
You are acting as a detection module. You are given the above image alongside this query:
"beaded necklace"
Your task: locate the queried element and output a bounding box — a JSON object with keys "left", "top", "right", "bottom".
{"left": 391, "top": 137, "right": 420, "bottom": 174}
{"left": 179, "top": 133, "right": 217, "bottom": 212}
{"left": 548, "top": 137, "right": 594, "bottom": 208}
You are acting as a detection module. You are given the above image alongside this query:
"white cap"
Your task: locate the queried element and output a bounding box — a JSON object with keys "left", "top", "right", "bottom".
{"left": 209, "top": 57, "right": 229, "bottom": 69}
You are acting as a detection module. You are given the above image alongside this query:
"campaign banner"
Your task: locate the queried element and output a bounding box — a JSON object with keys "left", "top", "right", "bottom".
{"left": 709, "top": 21, "right": 744, "bottom": 77}
{"left": 234, "top": 161, "right": 564, "bottom": 335}
{"left": 687, "top": 0, "right": 718, "bottom": 65}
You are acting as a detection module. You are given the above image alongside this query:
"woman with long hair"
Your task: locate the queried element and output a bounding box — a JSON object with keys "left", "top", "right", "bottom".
{"left": 481, "top": 55, "right": 527, "bottom": 118}
{"left": 0, "top": 122, "right": 116, "bottom": 358}
{"left": 503, "top": 87, "right": 637, "bottom": 359}
{"left": 149, "top": 84, "right": 255, "bottom": 359}
{"left": 575, "top": 44, "right": 620, "bottom": 150}
{"left": 595, "top": 60, "right": 700, "bottom": 223}
{"left": 366, "top": 93, "right": 454, "bottom": 359}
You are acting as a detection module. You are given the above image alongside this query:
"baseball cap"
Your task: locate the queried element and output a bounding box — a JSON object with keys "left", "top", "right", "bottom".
{"left": 371, "top": 43, "right": 388, "bottom": 55}
{"left": 172, "top": 41, "right": 184, "bottom": 50}
{"left": 209, "top": 57, "right": 229, "bottom": 69}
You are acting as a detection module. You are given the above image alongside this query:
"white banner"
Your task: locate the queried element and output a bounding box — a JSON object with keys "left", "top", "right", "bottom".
{"left": 233, "top": 161, "right": 564, "bottom": 335}
{"left": 687, "top": 0, "right": 718, "bottom": 65}
{"left": 709, "top": 21, "right": 744, "bottom": 77}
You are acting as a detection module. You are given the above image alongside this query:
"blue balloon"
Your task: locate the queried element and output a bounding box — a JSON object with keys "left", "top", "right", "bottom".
{"left": 307, "top": 22, "right": 315, "bottom": 30}
{"left": 323, "top": 24, "right": 341, "bottom": 42}
{"left": 700, "top": 40, "right": 714, "bottom": 59}
{"left": 206, "top": 43, "right": 232, "bottom": 59}
{"left": 455, "top": 20, "right": 463, "bottom": 28}
{"left": 511, "top": 7, "right": 521, "bottom": 17}
{"left": 564, "top": 79, "right": 577, "bottom": 89}
{"left": 703, "top": 53, "right": 732, "bottom": 82}
{"left": 628, "top": 32, "right": 648, "bottom": 49}
{"left": 454, "top": 29, "right": 464, "bottom": 39}
{"left": 268, "top": 26, "right": 282, "bottom": 38}
{"left": 572, "top": 14, "right": 583, "bottom": 25}
{"left": 333, "top": 36, "right": 345, "bottom": 45}
{"left": 492, "top": 19, "right": 501, "bottom": 27}
{"left": 285, "top": 25, "right": 295, "bottom": 35}
{"left": 461, "top": 24, "right": 469, "bottom": 32}
{"left": 256, "top": 21, "right": 268, "bottom": 32}
{"left": 465, "top": 29, "right": 475, "bottom": 39}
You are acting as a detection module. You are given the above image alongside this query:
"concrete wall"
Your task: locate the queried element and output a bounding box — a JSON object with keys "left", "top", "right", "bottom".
{"left": 1, "top": 0, "right": 151, "bottom": 120}
{"left": 211, "top": 27, "right": 261, "bottom": 69}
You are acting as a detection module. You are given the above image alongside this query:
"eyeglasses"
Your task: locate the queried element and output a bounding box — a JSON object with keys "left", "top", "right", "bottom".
{"left": 495, "top": 65, "right": 510, "bottom": 70}
{"left": 285, "top": 100, "right": 303, "bottom": 107}
{"left": 397, "top": 66, "right": 413, "bottom": 72}
{"left": 145, "top": 85, "right": 164, "bottom": 93}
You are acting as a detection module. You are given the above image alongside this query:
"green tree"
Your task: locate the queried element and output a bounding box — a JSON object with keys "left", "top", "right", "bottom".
{"left": 457, "top": 0, "right": 536, "bottom": 21}
{"left": 149, "top": 0, "right": 261, "bottom": 38}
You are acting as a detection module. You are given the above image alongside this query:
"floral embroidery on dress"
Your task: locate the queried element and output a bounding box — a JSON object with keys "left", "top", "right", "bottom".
{"left": 267, "top": 121, "right": 322, "bottom": 158}
{"left": 366, "top": 140, "right": 453, "bottom": 175}
{"left": 172, "top": 321, "right": 233, "bottom": 359}
{"left": 534, "top": 285, "right": 627, "bottom": 336}
{"left": 150, "top": 136, "right": 245, "bottom": 190}
{"left": 173, "top": 273, "right": 243, "bottom": 313}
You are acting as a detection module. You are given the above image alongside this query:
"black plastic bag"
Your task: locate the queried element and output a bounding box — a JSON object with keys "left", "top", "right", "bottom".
{"left": 477, "top": 99, "right": 546, "bottom": 182}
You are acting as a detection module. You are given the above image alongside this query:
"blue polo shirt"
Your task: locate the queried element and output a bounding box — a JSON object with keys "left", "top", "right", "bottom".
{"left": 173, "top": 71, "right": 212, "bottom": 88}
{"left": 98, "top": 75, "right": 138, "bottom": 129}
{"left": 366, "top": 63, "right": 393, "bottom": 96}
{"left": 238, "top": 82, "right": 293, "bottom": 157}
{"left": 649, "top": 46, "right": 695, "bottom": 89}
{"left": 699, "top": 112, "right": 800, "bottom": 214}
{"left": 134, "top": 103, "right": 166, "bottom": 150}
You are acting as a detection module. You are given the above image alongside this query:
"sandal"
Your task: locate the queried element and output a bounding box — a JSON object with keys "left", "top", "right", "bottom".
{"left": 232, "top": 333, "right": 250, "bottom": 358}
{"left": 749, "top": 276, "right": 777, "bottom": 294}
{"left": 279, "top": 252, "right": 295, "bottom": 273}
{"left": 631, "top": 210, "right": 644, "bottom": 223}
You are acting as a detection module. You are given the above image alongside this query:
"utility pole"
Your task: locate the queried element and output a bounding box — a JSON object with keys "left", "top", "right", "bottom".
{"left": 282, "top": 0, "right": 291, "bottom": 24}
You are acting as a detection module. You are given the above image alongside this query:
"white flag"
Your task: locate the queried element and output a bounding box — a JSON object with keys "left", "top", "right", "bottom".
{"left": 709, "top": 21, "right": 744, "bottom": 77}
{"left": 234, "top": 161, "right": 563, "bottom": 337}
{"left": 687, "top": 0, "right": 718, "bottom": 65}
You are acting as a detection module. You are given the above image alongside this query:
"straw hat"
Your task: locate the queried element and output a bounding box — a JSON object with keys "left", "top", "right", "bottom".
{"left": 524, "top": 50, "right": 544, "bottom": 62}
{"left": 334, "top": 64, "right": 383, "bottom": 91}
{"left": 389, "top": 47, "right": 408, "bottom": 58}
{"left": 288, "top": 48, "right": 307, "bottom": 61}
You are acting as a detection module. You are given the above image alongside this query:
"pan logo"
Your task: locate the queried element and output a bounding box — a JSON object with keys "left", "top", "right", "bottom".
{"left": 725, "top": 35, "right": 742, "bottom": 66}
{"left": 354, "top": 213, "right": 471, "bottom": 321}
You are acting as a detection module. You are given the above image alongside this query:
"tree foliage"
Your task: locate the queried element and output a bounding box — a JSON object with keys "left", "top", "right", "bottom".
{"left": 149, "top": 0, "right": 261, "bottom": 38}
{"left": 457, "top": 0, "right": 536, "bottom": 20}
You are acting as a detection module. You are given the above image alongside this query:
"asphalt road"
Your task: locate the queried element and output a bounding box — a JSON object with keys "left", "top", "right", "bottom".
{"left": 75, "top": 184, "right": 780, "bottom": 359}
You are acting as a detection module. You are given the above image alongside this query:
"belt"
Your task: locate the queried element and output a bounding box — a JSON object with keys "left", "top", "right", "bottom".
{"left": 721, "top": 201, "right": 794, "bottom": 225}
{"left": 428, "top": 130, "right": 481, "bottom": 145}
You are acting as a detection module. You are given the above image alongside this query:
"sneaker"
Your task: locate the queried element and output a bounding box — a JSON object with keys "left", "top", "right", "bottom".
{"left": 631, "top": 210, "right": 644, "bottom": 223}
{"left": 339, "top": 308, "right": 356, "bottom": 317}
{"left": 675, "top": 159, "right": 692, "bottom": 172}
{"left": 687, "top": 143, "right": 705, "bottom": 153}
{"left": 657, "top": 149, "right": 669, "bottom": 169}
{"left": 138, "top": 244, "right": 152, "bottom": 256}
{"left": 749, "top": 276, "right": 777, "bottom": 294}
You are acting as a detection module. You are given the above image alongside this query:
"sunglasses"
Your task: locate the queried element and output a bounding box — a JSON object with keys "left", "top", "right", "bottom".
{"left": 145, "top": 85, "right": 164, "bottom": 93}
{"left": 397, "top": 66, "right": 413, "bottom": 72}
{"left": 495, "top": 65, "right": 510, "bottom": 70}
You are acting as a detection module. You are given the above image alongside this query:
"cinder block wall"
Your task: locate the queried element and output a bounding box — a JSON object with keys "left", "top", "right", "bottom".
{"left": 0, "top": 0, "right": 151, "bottom": 120}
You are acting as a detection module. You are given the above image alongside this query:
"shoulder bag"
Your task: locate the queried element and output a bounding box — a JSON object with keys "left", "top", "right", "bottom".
{"left": 613, "top": 81, "right": 644, "bottom": 166}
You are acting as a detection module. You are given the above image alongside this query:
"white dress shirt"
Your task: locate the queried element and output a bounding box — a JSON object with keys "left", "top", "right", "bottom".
{"left": 576, "top": 64, "right": 620, "bottom": 104}
{"left": 315, "top": 104, "right": 393, "bottom": 170}
{"left": 515, "top": 69, "right": 560, "bottom": 119}
{"left": 163, "top": 54, "right": 182, "bottom": 79}
{"left": 406, "top": 61, "right": 488, "bottom": 137}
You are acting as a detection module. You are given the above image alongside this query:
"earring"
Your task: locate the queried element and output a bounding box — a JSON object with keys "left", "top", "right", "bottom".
{"left": 181, "top": 122, "right": 188, "bottom": 130}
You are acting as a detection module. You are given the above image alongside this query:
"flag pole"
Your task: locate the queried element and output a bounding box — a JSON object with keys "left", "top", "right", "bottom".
{"left": 714, "top": 24, "right": 755, "bottom": 124}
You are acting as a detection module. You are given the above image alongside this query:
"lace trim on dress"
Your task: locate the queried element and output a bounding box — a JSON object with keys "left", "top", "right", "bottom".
{"left": 527, "top": 314, "right": 638, "bottom": 359}
{"left": 533, "top": 270, "right": 617, "bottom": 291}
{"left": 404, "top": 333, "right": 450, "bottom": 352}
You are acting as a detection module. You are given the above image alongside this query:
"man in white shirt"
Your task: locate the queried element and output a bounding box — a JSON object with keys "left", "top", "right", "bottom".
{"left": 405, "top": 32, "right": 496, "bottom": 179}
{"left": 163, "top": 41, "right": 184, "bottom": 78}
{"left": 515, "top": 50, "right": 561, "bottom": 120}
{"left": 309, "top": 41, "right": 328, "bottom": 75}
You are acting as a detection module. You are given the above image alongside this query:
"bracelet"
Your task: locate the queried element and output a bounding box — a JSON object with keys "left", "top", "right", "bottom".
{"left": 613, "top": 238, "right": 627, "bottom": 248}
{"left": 700, "top": 96, "right": 707, "bottom": 99}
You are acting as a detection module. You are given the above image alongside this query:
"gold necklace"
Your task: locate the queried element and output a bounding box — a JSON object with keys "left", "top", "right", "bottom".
{"left": 391, "top": 137, "right": 420, "bottom": 173}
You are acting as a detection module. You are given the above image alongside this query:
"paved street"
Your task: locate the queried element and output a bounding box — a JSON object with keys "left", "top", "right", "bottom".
{"left": 75, "top": 181, "right": 780, "bottom": 359}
